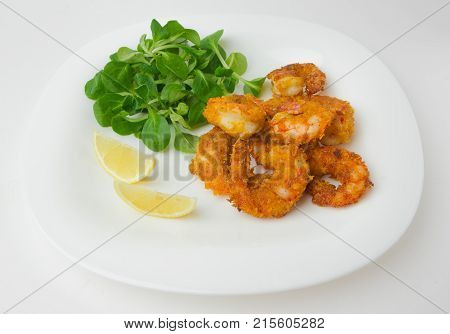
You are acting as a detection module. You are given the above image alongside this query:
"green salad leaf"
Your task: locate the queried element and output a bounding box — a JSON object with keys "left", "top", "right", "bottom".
{"left": 93, "top": 93, "right": 126, "bottom": 127}
{"left": 84, "top": 19, "right": 265, "bottom": 153}
{"left": 173, "top": 127, "right": 199, "bottom": 154}
{"left": 141, "top": 110, "right": 171, "bottom": 152}
{"left": 111, "top": 112, "right": 147, "bottom": 135}
{"left": 243, "top": 77, "right": 266, "bottom": 96}
{"left": 226, "top": 52, "right": 247, "bottom": 75}
{"left": 156, "top": 52, "right": 189, "bottom": 79}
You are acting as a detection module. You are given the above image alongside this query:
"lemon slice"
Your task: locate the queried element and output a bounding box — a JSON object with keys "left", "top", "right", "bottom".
{"left": 113, "top": 181, "right": 196, "bottom": 218}
{"left": 94, "top": 132, "right": 155, "bottom": 183}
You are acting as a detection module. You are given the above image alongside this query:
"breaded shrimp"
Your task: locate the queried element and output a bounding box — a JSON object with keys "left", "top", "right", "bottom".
{"left": 203, "top": 95, "right": 266, "bottom": 138}
{"left": 229, "top": 135, "right": 310, "bottom": 218}
{"left": 307, "top": 146, "right": 372, "bottom": 207}
{"left": 189, "top": 127, "right": 235, "bottom": 196}
{"left": 262, "top": 96, "right": 294, "bottom": 118}
{"left": 309, "top": 96, "right": 355, "bottom": 145}
{"left": 269, "top": 99, "right": 335, "bottom": 145}
{"left": 267, "top": 63, "right": 326, "bottom": 97}
{"left": 264, "top": 95, "right": 354, "bottom": 145}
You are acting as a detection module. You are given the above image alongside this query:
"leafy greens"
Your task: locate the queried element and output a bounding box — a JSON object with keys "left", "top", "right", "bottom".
{"left": 85, "top": 19, "right": 265, "bottom": 153}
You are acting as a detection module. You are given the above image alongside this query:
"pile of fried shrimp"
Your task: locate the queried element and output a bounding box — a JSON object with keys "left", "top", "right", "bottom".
{"left": 189, "top": 63, "right": 373, "bottom": 218}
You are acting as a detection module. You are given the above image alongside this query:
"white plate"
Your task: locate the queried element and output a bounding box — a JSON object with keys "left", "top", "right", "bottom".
{"left": 22, "top": 14, "right": 423, "bottom": 294}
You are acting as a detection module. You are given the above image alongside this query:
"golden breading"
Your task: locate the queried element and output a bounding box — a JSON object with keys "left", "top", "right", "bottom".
{"left": 189, "top": 127, "right": 235, "bottom": 196}
{"left": 267, "top": 63, "right": 326, "bottom": 96}
{"left": 269, "top": 98, "right": 335, "bottom": 145}
{"left": 262, "top": 96, "right": 294, "bottom": 117}
{"left": 264, "top": 95, "right": 354, "bottom": 145}
{"left": 203, "top": 95, "right": 266, "bottom": 138}
{"left": 309, "top": 95, "right": 355, "bottom": 145}
{"left": 307, "top": 146, "right": 372, "bottom": 207}
{"left": 229, "top": 135, "right": 310, "bottom": 218}
{"left": 190, "top": 62, "right": 372, "bottom": 218}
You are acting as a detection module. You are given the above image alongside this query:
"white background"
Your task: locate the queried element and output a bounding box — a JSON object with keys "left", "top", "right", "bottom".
{"left": 0, "top": 0, "right": 449, "bottom": 313}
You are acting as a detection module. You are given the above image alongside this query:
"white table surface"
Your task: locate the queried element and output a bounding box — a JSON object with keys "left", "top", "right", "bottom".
{"left": 1, "top": 0, "right": 449, "bottom": 314}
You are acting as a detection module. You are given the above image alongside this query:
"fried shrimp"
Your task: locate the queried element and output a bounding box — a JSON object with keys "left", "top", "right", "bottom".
{"left": 267, "top": 63, "right": 326, "bottom": 97}
{"left": 307, "top": 146, "right": 372, "bottom": 207}
{"left": 309, "top": 96, "right": 355, "bottom": 145}
{"left": 263, "top": 95, "right": 353, "bottom": 145}
{"left": 191, "top": 60, "right": 372, "bottom": 217}
{"left": 262, "top": 96, "right": 294, "bottom": 117}
{"left": 269, "top": 99, "right": 335, "bottom": 145}
{"left": 189, "top": 127, "right": 234, "bottom": 196}
{"left": 229, "top": 135, "right": 310, "bottom": 218}
{"left": 203, "top": 95, "right": 266, "bottom": 138}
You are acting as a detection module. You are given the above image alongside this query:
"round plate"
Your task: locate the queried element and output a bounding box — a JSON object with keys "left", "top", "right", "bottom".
{"left": 22, "top": 14, "right": 423, "bottom": 294}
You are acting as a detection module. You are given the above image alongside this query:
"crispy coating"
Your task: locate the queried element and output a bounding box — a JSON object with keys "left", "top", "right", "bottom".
{"left": 194, "top": 61, "right": 370, "bottom": 217}
{"left": 307, "top": 146, "right": 372, "bottom": 207}
{"left": 229, "top": 135, "right": 310, "bottom": 218}
{"left": 203, "top": 95, "right": 266, "bottom": 138}
{"left": 189, "top": 127, "right": 235, "bottom": 196}
{"left": 262, "top": 96, "right": 294, "bottom": 118}
{"left": 267, "top": 63, "right": 326, "bottom": 96}
{"left": 264, "top": 95, "right": 354, "bottom": 145}
{"left": 269, "top": 98, "right": 335, "bottom": 145}
{"left": 310, "top": 96, "right": 355, "bottom": 145}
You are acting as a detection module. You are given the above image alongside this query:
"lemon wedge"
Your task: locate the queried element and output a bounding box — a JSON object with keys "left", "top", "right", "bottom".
{"left": 113, "top": 181, "right": 196, "bottom": 218}
{"left": 94, "top": 132, "right": 155, "bottom": 183}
